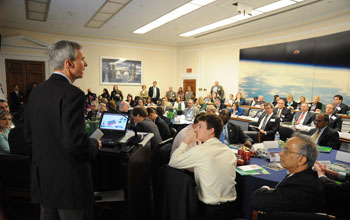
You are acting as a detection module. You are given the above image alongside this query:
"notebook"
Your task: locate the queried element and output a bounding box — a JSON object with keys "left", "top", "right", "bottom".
{"left": 99, "top": 111, "right": 129, "bottom": 146}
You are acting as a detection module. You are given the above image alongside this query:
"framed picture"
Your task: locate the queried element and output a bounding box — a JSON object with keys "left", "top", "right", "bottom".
{"left": 100, "top": 57, "right": 142, "bottom": 85}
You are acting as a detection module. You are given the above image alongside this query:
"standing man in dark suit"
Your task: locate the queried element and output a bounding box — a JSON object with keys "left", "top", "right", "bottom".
{"left": 9, "top": 84, "right": 25, "bottom": 113}
{"left": 308, "top": 114, "right": 341, "bottom": 149}
{"left": 325, "top": 103, "right": 342, "bottom": 131}
{"left": 293, "top": 102, "right": 315, "bottom": 126}
{"left": 148, "top": 81, "right": 160, "bottom": 104}
{"left": 210, "top": 81, "right": 225, "bottom": 100}
{"left": 251, "top": 102, "right": 280, "bottom": 141}
{"left": 273, "top": 99, "right": 293, "bottom": 122}
{"left": 24, "top": 40, "right": 101, "bottom": 220}
{"left": 251, "top": 133, "right": 325, "bottom": 213}
{"left": 333, "top": 95, "right": 348, "bottom": 114}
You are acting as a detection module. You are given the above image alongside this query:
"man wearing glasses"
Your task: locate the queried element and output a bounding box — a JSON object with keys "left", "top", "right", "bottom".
{"left": 309, "top": 114, "right": 341, "bottom": 149}
{"left": 251, "top": 133, "right": 326, "bottom": 213}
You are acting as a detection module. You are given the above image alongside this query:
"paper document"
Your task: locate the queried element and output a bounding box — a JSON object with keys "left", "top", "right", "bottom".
{"left": 90, "top": 128, "right": 104, "bottom": 140}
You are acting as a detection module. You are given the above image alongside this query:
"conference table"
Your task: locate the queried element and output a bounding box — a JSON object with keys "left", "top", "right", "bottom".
{"left": 236, "top": 147, "right": 350, "bottom": 219}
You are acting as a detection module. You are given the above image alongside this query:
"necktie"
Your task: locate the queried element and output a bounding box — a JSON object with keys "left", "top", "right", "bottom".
{"left": 277, "top": 109, "right": 281, "bottom": 117}
{"left": 260, "top": 115, "right": 269, "bottom": 130}
{"left": 296, "top": 112, "right": 305, "bottom": 125}
{"left": 312, "top": 129, "right": 320, "bottom": 142}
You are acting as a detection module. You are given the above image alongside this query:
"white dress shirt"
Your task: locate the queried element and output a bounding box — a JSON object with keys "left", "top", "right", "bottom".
{"left": 169, "top": 137, "right": 237, "bottom": 205}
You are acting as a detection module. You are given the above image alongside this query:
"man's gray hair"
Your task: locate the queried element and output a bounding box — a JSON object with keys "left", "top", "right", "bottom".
{"left": 293, "top": 132, "right": 319, "bottom": 168}
{"left": 49, "top": 40, "right": 82, "bottom": 70}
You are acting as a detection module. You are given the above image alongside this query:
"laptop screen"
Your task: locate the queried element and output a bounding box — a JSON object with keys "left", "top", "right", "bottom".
{"left": 99, "top": 112, "right": 129, "bottom": 133}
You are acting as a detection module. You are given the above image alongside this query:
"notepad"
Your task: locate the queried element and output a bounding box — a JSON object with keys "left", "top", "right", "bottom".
{"left": 318, "top": 146, "right": 332, "bottom": 153}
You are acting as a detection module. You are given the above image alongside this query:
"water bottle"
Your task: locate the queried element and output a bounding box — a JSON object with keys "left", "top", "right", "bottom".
{"left": 275, "top": 131, "right": 280, "bottom": 147}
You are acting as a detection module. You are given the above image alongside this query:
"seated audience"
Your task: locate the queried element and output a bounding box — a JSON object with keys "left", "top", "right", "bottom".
{"left": 169, "top": 113, "right": 240, "bottom": 220}
{"left": 107, "top": 99, "right": 117, "bottom": 111}
{"left": 231, "top": 102, "right": 243, "bottom": 116}
{"left": 85, "top": 88, "right": 97, "bottom": 105}
{"left": 325, "top": 103, "right": 342, "bottom": 131}
{"left": 86, "top": 100, "right": 99, "bottom": 120}
{"left": 272, "top": 95, "right": 279, "bottom": 106}
{"left": 171, "top": 112, "right": 205, "bottom": 154}
{"left": 314, "top": 161, "right": 350, "bottom": 220}
{"left": 256, "top": 95, "right": 265, "bottom": 106}
{"left": 214, "top": 98, "right": 226, "bottom": 113}
{"left": 308, "top": 114, "right": 341, "bottom": 149}
{"left": 166, "top": 87, "right": 177, "bottom": 102}
{"left": 183, "top": 99, "right": 199, "bottom": 120}
{"left": 212, "top": 92, "right": 219, "bottom": 102}
{"left": 136, "top": 98, "right": 145, "bottom": 107}
{"left": 139, "top": 85, "right": 148, "bottom": 101}
{"left": 131, "top": 106, "right": 162, "bottom": 150}
{"left": 210, "top": 80, "right": 225, "bottom": 100}
{"left": 0, "top": 111, "right": 11, "bottom": 154}
{"left": 219, "top": 109, "right": 253, "bottom": 147}
{"left": 253, "top": 103, "right": 265, "bottom": 119}
{"left": 145, "top": 97, "right": 156, "bottom": 107}
{"left": 206, "top": 105, "right": 216, "bottom": 114}
{"left": 173, "top": 96, "right": 185, "bottom": 111}
{"left": 273, "top": 99, "right": 293, "bottom": 122}
{"left": 286, "top": 94, "right": 298, "bottom": 110}
{"left": 185, "top": 86, "right": 194, "bottom": 101}
{"left": 111, "top": 85, "right": 123, "bottom": 101}
{"left": 251, "top": 133, "right": 325, "bottom": 213}
{"left": 225, "top": 94, "right": 234, "bottom": 106}
{"left": 309, "top": 96, "right": 322, "bottom": 113}
{"left": 147, "top": 108, "right": 172, "bottom": 141}
{"left": 119, "top": 100, "right": 130, "bottom": 113}
{"left": 251, "top": 96, "right": 258, "bottom": 106}
{"left": 196, "top": 97, "right": 207, "bottom": 112}
{"left": 126, "top": 94, "right": 136, "bottom": 107}
{"left": 204, "top": 93, "right": 213, "bottom": 103}
{"left": 333, "top": 95, "right": 348, "bottom": 114}
{"left": 0, "top": 99, "right": 21, "bottom": 128}
{"left": 160, "top": 97, "right": 172, "bottom": 111}
{"left": 296, "top": 95, "right": 306, "bottom": 110}
{"left": 177, "top": 87, "right": 184, "bottom": 101}
{"left": 294, "top": 102, "right": 315, "bottom": 126}
{"left": 234, "top": 92, "right": 245, "bottom": 105}
{"left": 155, "top": 107, "right": 171, "bottom": 127}
{"left": 250, "top": 103, "right": 280, "bottom": 141}
{"left": 100, "top": 88, "right": 110, "bottom": 100}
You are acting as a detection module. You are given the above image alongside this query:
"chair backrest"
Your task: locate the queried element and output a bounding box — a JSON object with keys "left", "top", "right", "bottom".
{"left": 0, "top": 154, "right": 31, "bottom": 189}
{"left": 249, "top": 108, "right": 260, "bottom": 117}
{"left": 278, "top": 126, "right": 295, "bottom": 141}
{"left": 241, "top": 107, "right": 250, "bottom": 116}
{"left": 245, "top": 99, "right": 253, "bottom": 106}
{"left": 244, "top": 131, "right": 261, "bottom": 143}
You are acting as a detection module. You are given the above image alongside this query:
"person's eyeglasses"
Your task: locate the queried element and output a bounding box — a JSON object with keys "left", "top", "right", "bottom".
{"left": 314, "top": 119, "right": 323, "bottom": 123}
{"left": 281, "top": 146, "right": 305, "bottom": 158}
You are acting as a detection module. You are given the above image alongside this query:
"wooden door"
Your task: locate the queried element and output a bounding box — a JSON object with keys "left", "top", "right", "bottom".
{"left": 5, "top": 59, "right": 45, "bottom": 103}
{"left": 183, "top": 79, "right": 196, "bottom": 97}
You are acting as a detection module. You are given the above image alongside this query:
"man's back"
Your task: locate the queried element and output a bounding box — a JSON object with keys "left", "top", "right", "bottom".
{"left": 24, "top": 74, "right": 98, "bottom": 208}
{"left": 136, "top": 118, "right": 162, "bottom": 149}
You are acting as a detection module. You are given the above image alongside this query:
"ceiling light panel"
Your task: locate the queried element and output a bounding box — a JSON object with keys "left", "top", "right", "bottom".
{"left": 85, "top": 0, "right": 131, "bottom": 29}
{"left": 25, "top": 0, "right": 51, "bottom": 22}
{"left": 28, "top": 1, "right": 47, "bottom": 12}
{"left": 133, "top": 0, "right": 216, "bottom": 34}
{"left": 255, "top": 0, "right": 296, "bottom": 13}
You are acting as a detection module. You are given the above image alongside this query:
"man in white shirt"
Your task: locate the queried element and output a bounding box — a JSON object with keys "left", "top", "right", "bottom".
{"left": 169, "top": 113, "right": 240, "bottom": 219}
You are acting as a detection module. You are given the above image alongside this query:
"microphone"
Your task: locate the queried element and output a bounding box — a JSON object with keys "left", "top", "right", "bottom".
{"left": 101, "top": 100, "right": 144, "bottom": 145}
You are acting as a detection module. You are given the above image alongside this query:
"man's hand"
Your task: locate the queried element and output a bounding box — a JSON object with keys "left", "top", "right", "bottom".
{"left": 243, "top": 141, "right": 252, "bottom": 148}
{"left": 314, "top": 161, "right": 326, "bottom": 176}
{"left": 259, "top": 129, "right": 266, "bottom": 135}
{"left": 184, "top": 129, "right": 197, "bottom": 145}
{"left": 97, "top": 140, "right": 102, "bottom": 150}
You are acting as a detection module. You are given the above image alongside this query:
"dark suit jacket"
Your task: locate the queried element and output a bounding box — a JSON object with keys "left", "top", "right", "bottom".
{"left": 273, "top": 107, "right": 293, "bottom": 122}
{"left": 294, "top": 111, "right": 316, "bottom": 126}
{"left": 251, "top": 169, "right": 325, "bottom": 213}
{"left": 155, "top": 116, "right": 172, "bottom": 141}
{"left": 227, "top": 121, "right": 253, "bottom": 144}
{"left": 309, "top": 127, "right": 341, "bottom": 149}
{"left": 319, "top": 175, "right": 350, "bottom": 219}
{"left": 309, "top": 102, "right": 322, "bottom": 112}
{"left": 328, "top": 113, "right": 342, "bottom": 131}
{"left": 334, "top": 103, "right": 348, "bottom": 115}
{"left": 136, "top": 118, "right": 162, "bottom": 150}
{"left": 286, "top": 100, "right": 298, "bottom": 110}
{"left": 210, "top": 85, "right": 224, "bottom": 98}
{"left": 9, "top": 125, "right": 32, "bottom": 156}
{"left": 251, "top": 114, "right": 280, "bottom": 141}
{"left": 149, "top": 86, "right": 160, "bottom": 101}
{"left": 10, "top": 90, "right": 25, "bottom": 111}
{"left": 24, "top": 74, "right": 99, "bottom": 209}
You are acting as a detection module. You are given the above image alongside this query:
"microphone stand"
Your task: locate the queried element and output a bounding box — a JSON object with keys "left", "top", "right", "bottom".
{"left": 102, "top": 101, "right": 144, "bottom": 145}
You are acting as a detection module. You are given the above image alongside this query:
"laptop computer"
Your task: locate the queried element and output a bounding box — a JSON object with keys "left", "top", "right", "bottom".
{"left": 99, "top": 111, "right": 129, "bottom": 146}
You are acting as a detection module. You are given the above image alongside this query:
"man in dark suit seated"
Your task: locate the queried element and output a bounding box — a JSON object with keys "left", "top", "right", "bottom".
{"left": 219, "top": 108, "right": 253, "bottom": 147}
{"left": 253, "top": 103, "right": 265, "bottom": 119}
{"left": 251, "top": 133, "right": 326, "bottom": 213}
{"left": 273, "top": 99, "right": 293, "bottom": 122}
{"left": 214, "top": 98, "right": 226, "bottom": 113}
{"left": 250, "top": 103, "right": 280, "bottom": 141}
{"left": 293, "top": 102, "right": 315, "bottom": 126}
{"left": 146, "top": 107, "right": 171, "bottom": 141}
{"left": 325, "top": 103, "right": 342, "bottom": 131}
{"left": 308, "top": 114, "right": 341, "bottom": 149}
{"left": 333, "top": 95, "right": 348, "bottom": 115}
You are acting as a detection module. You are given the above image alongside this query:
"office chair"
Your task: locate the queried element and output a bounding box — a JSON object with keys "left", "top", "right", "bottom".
{"left": 278, "top": 126, "right": 294, "bottom": 141}
{"left": 244, "top": 131, "right": 261, "bottom": 143}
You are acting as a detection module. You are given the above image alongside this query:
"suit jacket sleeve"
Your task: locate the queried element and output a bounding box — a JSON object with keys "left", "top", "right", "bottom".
{"left": 238, "top": 126, "right": 253, "bottom": 144}
{"left": 327, "top": 129, "right": 341, "bottom": 149}
{"left": 62, "top": 91, "right": 99, "bottom": 161}
{"left": 265, "top": 117, "right": 280, "bottom": 137}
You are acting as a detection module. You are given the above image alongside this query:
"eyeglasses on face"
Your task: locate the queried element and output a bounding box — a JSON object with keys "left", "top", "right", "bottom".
{"left": 281, "top": 146, "right": 305, "bottom": 157}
